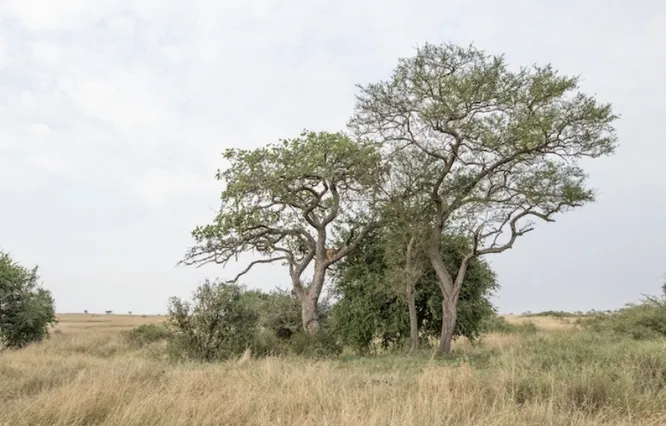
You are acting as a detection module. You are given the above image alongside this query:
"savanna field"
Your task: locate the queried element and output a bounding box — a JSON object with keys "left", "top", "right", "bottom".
{"left": 2, "top": 313, "right": 666, "bottom": 426}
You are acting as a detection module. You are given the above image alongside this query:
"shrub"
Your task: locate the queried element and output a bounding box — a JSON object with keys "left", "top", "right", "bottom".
{"left": 0, "top": 251, "right": 57, "bottom": 349}
{"left": 329, "top": 230, "right": 499, "bottom": 354}
{"left": 125, "top": 323, "right": 172, "bottom": 348}
{"left": 241, "top": 288, "right": 302, "bottom": 340}
{"left": 523, "top": 310, "right": 572, "bottom": 318}
{"left": 579, "top": 295, "right": 666, "bottom": 340}
{"left": 166, "top": 280, "right": 260, "bottom": 362}
{"left": 288, "top": 330, "right": 342, "bottom": 359}
{"left": 250, "top": 329, "right": 290, "bottom": 357}
{"left": 261, "top": 289, "right": 302, "bottom": 339}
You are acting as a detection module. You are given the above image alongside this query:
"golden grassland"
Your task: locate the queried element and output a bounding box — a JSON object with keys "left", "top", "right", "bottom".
{"left": 502, "top": 314, "right": 582, "bottom": 331}
{"left": 1, "top": 314, "right": 666, "bottom": 425}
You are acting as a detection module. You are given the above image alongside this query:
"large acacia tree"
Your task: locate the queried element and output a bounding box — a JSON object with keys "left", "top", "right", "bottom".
{"left": 350, "top": 43, "right": 618, "bottom": 354}
{"left": 181, "top": 131, "right": 385, "bottom": 333}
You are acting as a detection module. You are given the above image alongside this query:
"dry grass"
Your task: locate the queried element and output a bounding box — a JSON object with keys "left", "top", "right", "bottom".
{"left": 1, "top": 314, "right": 666, "bottom": 425}
{"left": 502, "top": 314, "right": 580, "bottom": 331}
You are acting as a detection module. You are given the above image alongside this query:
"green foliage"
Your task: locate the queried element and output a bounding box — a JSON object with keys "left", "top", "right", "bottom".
{"left": 242, "top": 289, "right": 340, "bottom": 358}
{"left": 578, "top": 291, "right": 666, "bottom": 340}
{"left": 523, "top": 310, "right": 573, "bottom": 318}
{"left": 288, "top": 330, "right": 343, "bottom": 359}
{"left": 181, "top": 130, "right": 386, "bottom": 336}
{"left": 249, "top": 329, "right": 291, "bottom": 357}
{"left": 163, "top": 280, "right": 340, "bottom": 360}
{"left": 328, "top": 230, "right": 499, "bottom": 353}
{"left": 249, "top": 327, "right": 342, "bottom": 359}
{"left": 351, "top": 43, "right": 618, "bottom": 223}
{"left": 182, "top": 130, "right": 384, "bottom": 271}
{"left": 425, "top": 233, "right": 499, "bottom": 339}
{"left": 327, "top": 229, "right": 404, "bottom": 353}
{"left": 166, "top": 280, "right": 260, "bottom": 362}
{"left": 124, "top": 324, "right": 172, "bottom": 348}
{"left": 0, "top": 251, "right": 57, "bottom": 349}
{"left": 243, "top": 288, "right": 303, "bottom": 339}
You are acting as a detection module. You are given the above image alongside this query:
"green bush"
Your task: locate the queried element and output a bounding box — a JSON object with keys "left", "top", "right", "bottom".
{"left": 124, "top": 324, "right": 172, "bottom": 348}
{"left": 288, "top": 330, "right": 342, "bottom": 359}
{"left": 241, "top": 288, "right": 302, "bottom": 340}
{"left": 523, "top": 310, "right": 572, "bottom": 318}
{"left": 250, "top": 329, "right": 291, "bottom": 357}
{"left": 261, "top": 289, "right": 303, "bottom": 339}
{"left": 161, "top": 280, "right": 347, "bottom": 361}
{"left": 166, "top": 280, "right": 260, "bottom": 362}
{"left": 0, "top": 251, "right": 57, "bottom": 349}
{"left": 579, "top": 295, "right": 666, "bottom": 340}
{"left": 329, "top": 230, "right": 499, "bottom": 354}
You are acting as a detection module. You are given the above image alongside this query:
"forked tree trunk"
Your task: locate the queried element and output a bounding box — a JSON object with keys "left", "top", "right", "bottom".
{"left": 427, "top": 238, "right": 458, "bottom": 356}
{"left": 427, "top": 237, "right": 473, "bottom": 356}
{"left": 439, "top": 294, "right": 457, "bottom": 354}
{"left": 406, "top": 282, "right": 419, "bottom": 352}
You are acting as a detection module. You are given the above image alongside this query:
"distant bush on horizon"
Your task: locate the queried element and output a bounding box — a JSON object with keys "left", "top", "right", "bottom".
{"left": 578, "top": 287, "right": 666, "bottom": 340}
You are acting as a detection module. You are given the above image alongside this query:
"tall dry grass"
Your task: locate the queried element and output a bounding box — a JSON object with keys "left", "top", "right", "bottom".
{"left": 1, "top": 314, "right": 665, "bottom": 425}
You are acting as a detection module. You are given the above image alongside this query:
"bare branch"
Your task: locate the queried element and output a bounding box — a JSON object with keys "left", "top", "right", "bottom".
{"left": 230, "top": 256, "right": 290, "bottom": 282}
{"left": 327, "top": 221, "right": 380, "bottom": 266}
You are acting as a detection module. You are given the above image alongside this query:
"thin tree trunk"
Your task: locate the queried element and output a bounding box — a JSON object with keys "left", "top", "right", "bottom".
{"left": 406, "top": 282, "right": 419, "bottom": 352}
{"left": 404, "top": 234, "right": 421, "bottom": 353}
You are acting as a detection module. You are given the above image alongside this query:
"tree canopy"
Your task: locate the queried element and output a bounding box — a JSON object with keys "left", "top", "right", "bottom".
{"left": 181, "top": 130, "right": 387, "bottom": 333}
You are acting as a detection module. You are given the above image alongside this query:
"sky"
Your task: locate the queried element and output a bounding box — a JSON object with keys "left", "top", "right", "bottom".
{"left": 1, "top": 0, "right": 664, "bottom": 315}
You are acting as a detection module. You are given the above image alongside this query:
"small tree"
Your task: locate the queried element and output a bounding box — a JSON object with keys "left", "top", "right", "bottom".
{"left": 84, "top": 309, "right": 88, "bottom": 315}
{"left": 105, "top": 310, "right": 112, "bottom": 315}
{"left": 0, "top": 251, "right": 56, "bottom": 349}
{"left": 378, "top": 152, "right": 432, "bottom": 352}
{"left": 181, "top": 131, "right": 385, "bottom": 334}
{"left": 329, "top": 230, "right": 497, "bottom": 353}
{"left": 167, "top": 280, "right": 259, "bottom": 361}
{"left": 351, "top": 42, "right": 618, "bottom": 354}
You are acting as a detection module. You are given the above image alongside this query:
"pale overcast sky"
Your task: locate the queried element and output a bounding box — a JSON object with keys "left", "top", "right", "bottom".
{"left": 1, "top": 0, "right": 664, "bottom": 315}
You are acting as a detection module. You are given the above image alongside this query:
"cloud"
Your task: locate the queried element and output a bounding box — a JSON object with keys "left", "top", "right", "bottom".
{"left": 128, "top": 168, "right": 219, "bottom": 207}
{"left": 75, "top": 79, "right": 162, "bottom": 129}
{"left": 0, "top": 0, "right": 665, "bottom": 315}
{"left": 2, "top": 0, "right": 88, "bottom": 31}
